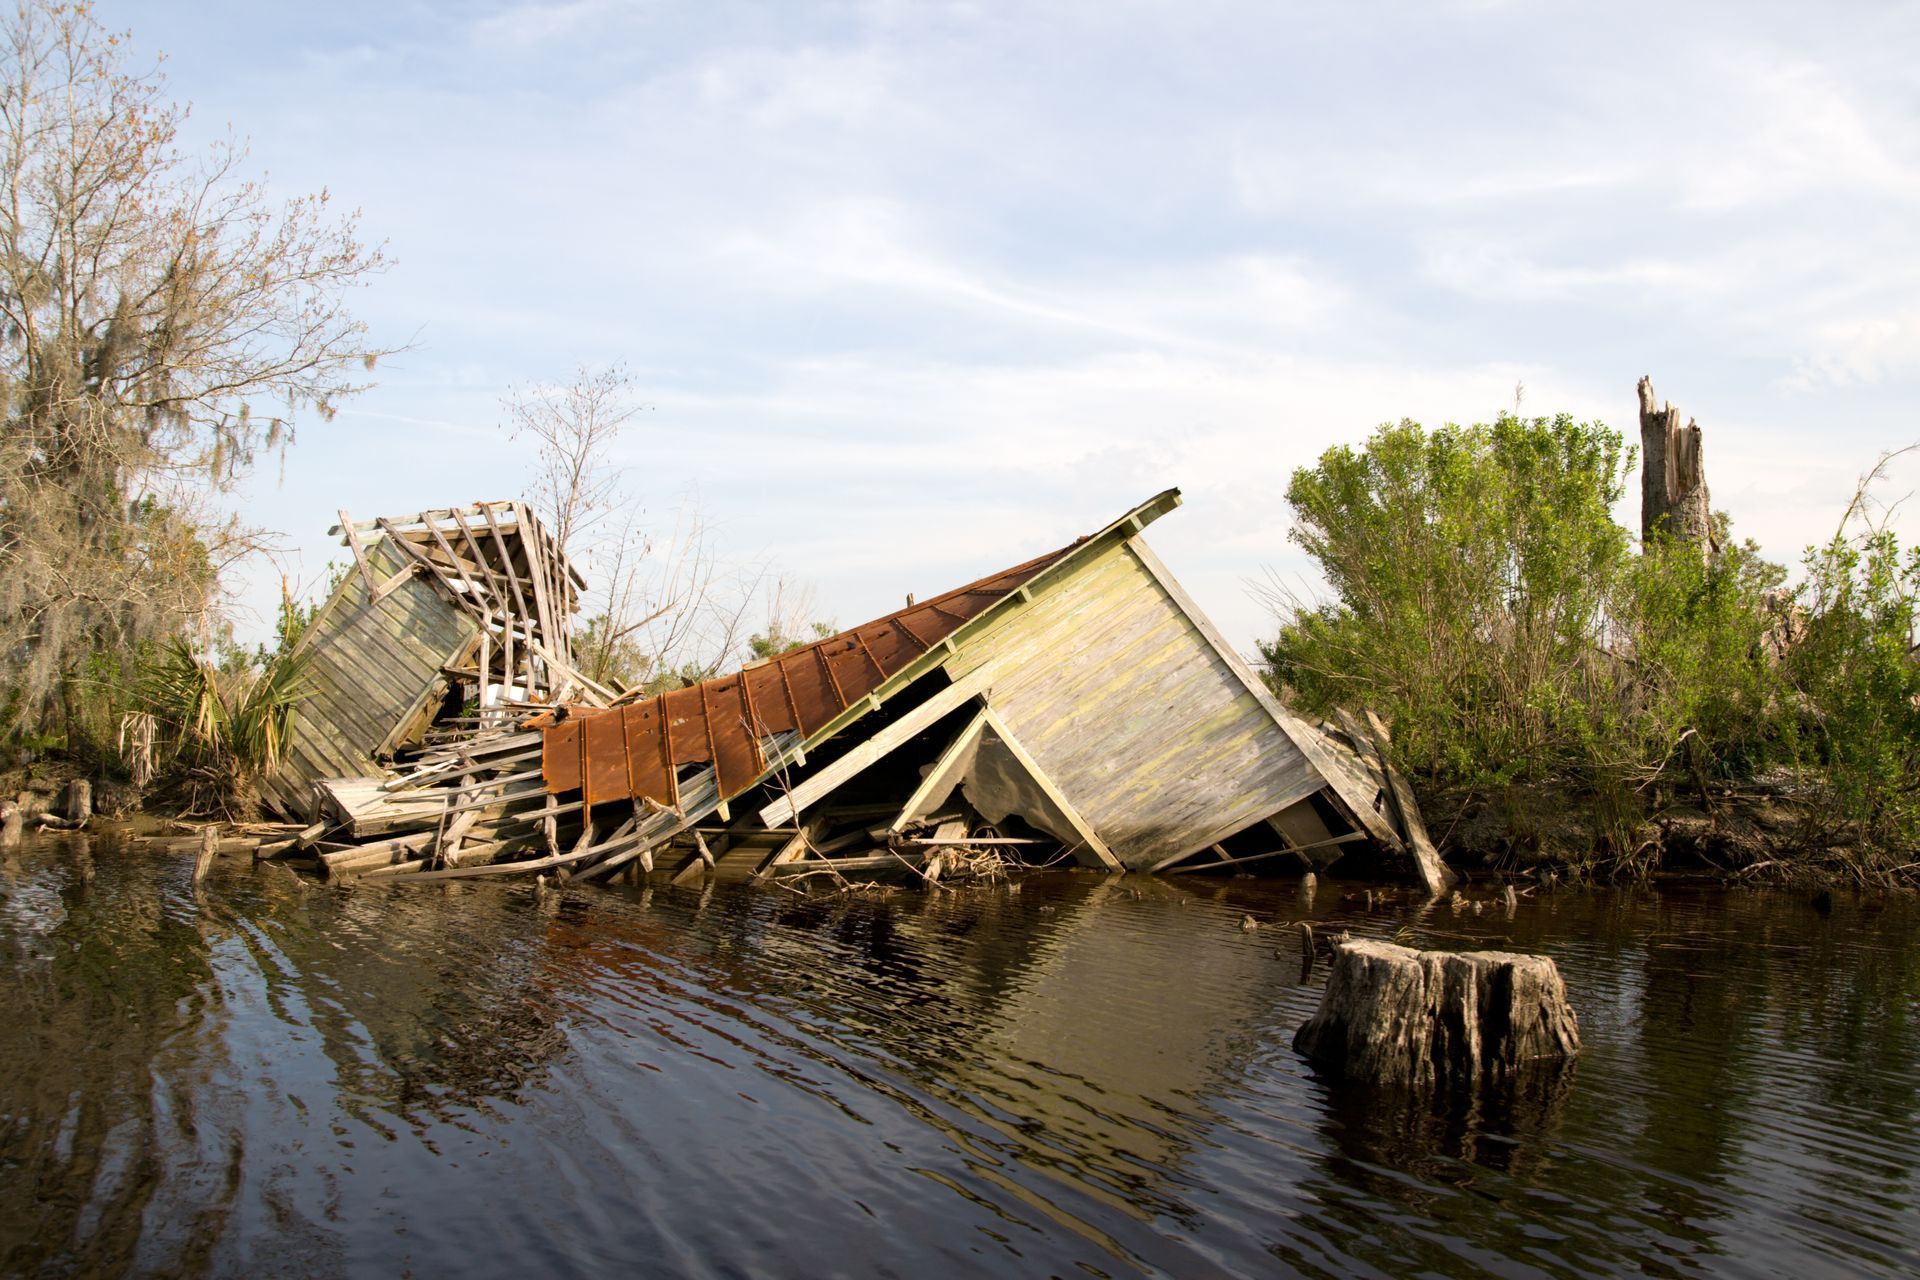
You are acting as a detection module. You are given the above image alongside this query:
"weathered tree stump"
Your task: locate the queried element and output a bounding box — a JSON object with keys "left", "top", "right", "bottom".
{"left": 193, "top": 827, "right": 219, "bottom": 885}
{"left": 64, "top": 779, "right": 91, "bottom": 824}
{"left": 0, "top": 801, "right": 21, "bottom": 851}
{"left": 1294, "top": 938, "right": 1579, "bottom": 1089}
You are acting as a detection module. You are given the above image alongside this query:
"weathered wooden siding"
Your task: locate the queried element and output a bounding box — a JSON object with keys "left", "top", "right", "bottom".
{"left": 264, "top": 537, "right": 478, "bottom": 816}
{"left": 946, "top": 536, "right": 1321, "bottom": 869}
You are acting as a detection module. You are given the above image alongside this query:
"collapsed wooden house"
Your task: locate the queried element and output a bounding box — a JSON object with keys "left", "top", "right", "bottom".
{"left": 254, "top": 490, "right": 1450, "bottom": 894}
{"left": 257, "top": 501, "right": 614, "bottom": 851}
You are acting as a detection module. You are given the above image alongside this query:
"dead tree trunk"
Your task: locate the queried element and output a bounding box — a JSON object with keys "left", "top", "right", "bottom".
{"left": 1294, "top": 938, "right": 1580, "bottom": 1089}
{"left": 1637, "top": 376, "right": 1716, "bottom": 557}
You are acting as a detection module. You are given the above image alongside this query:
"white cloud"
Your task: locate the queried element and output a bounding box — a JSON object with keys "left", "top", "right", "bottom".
{"left": 1674, "top": 55, "right": 1920, "bottom": 212}
{"left": 706, "top": 198, "right": 1353, "bottom": 356}
{"left": 105, "top": 0, "right": 1920, "bottom": 653}
{"left": 1419, "top": 239, "right": 1727, "bottom": 302}
{"left": 468, "top": 0, "right": 614, "bottom": 51}
{"left": 688, "top": 44, "right": 898, "bottom": 126}
{"left": 1786, "top": 310, "right": 1920, "bottom": 391}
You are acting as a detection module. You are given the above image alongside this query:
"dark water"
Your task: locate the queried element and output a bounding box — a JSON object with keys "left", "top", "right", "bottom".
{"left": 2, "top": 836, "right": 1917, "bottom": 1278}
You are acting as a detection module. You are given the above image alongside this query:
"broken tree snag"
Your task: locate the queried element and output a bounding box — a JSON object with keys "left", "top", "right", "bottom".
{"left": 1637, "top": 375, "right": 1715, "bottom": 556}
{"left": 1293, "top": 939, "right": 1580, "bottom": 1090}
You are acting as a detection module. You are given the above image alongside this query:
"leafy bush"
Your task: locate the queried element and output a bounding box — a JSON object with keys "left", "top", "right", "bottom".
{"left": 1265, "top": 415, "right": 1646, "bottom": 784}
{"left": 1262, "top": 413, "right": 1920, "bottom": 865}
{"left": 1783, "top": 529, "right": 1920, "bottom": 850}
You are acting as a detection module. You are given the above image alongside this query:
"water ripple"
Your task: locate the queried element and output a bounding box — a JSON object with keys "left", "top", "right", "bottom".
{"left": 1, "top": 836, "right": 1917, "bottom": 1277}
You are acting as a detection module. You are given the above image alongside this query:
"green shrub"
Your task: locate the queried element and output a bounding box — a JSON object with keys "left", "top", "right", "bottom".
{"left": 1783, "top": 529, "right": 1920, "bottom": 849}
{"left": 1263, "top": 414, "right": 1641, "bottom": 785}
{"left": 1263, "top": 413, "right": 1920, "bottom": 865}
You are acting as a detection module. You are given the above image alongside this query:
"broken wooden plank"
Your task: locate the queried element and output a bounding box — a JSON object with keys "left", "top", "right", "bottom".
{"left": 368, "top": 830, "right": 619, "bottom": 884}
{"left": 975, "top": 707, "right": 1121, "bottom": 870}
{"left": 748, "top": 819, "right": 824, "bottom": 885}
{"left": 1166, "top": 831, "right": 1367, "bottom": 874}
{"left": 771, "top": 851, "right": 931, "bottom": 877}
{"left": 338, "top": 508, "right": 379, "bottom": 597}
{"left": 1362, "top": 708, "right": 1453, "bottom": 896}
{"left": 757, "top": 672, "right": 989, "bottom": 828}
{"left": 888, "top": 709, "right": 988, "bottom": 834}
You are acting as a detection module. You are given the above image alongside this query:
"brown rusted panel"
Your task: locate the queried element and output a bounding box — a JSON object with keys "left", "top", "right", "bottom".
{"left": 582, "top": 709, "right": 631, "bottom": 806}
{"left": 744, "top": 663, "right": 798, "bottom": 734}
{"left": 538, "top": 536, "right": 1081, "bottom": 805}
{"left": 825, "top": 637, "right": 884, "bottom": 704}
{"left": 857, "top": 623, "right": 918, "bottom": 677}
{"left": 943, "top": 589, "right": 1005, "bottom": 620}
{"left": 774, "top": 650, "right": 838, "bottom": 737}
{"left": 813, "top": 644, "right": 850, "bottom": 709}
{"left": 888, "top": 616, "right": 931, "bottom": 655}
{"left": 621, "top": 698, "right": 676, "bottom": 808}
{"left": 735, "top": 668, "right": 769, "bottom": 744}
{"left": 545, "top": 718, "right": 582, "bottom": 793}
{"left": 663, "top": 686, "right": 712, "bottom": 764}
{"left": 704, "top": 675, "right": 765, "bottom": 797}
{"left": 892, "top": 611, "right": 937, "bottom": 650}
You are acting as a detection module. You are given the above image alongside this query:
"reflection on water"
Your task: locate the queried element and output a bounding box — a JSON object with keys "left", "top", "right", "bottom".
{"left": 1, "top": 835, "right": 1917, "bottom": 1277}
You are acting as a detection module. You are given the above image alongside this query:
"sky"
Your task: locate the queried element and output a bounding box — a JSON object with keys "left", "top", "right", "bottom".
{"left": 96, "top": 0, "right": 1920, "bottom": 658}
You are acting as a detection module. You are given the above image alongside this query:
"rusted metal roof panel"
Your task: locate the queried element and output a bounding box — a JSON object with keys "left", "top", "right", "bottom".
{"left": 538, "top": 540, "right": 1077, "bottom": 808}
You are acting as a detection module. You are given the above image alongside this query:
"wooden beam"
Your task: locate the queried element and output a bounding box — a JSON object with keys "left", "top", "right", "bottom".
{"left": 376, "top": 518, "right": 486, "bottom": 620}
{"left": 756, "top": 672, "right": 990, "bottom": 828}
{"left": 516, "top": 501, "right": 560, "bottom": 684}
{"left": 523, "top": 633, "right": 621, "bottom": 706}
{"left": 887, "top": 709, "right": 988, "bottom": 833}
{"left": 977, "top": 707, "right": 1121, "bottom": 870}
{"left": 749, "top": 818, "right": 824, "bottom": 885}
{"left": 420, "top": 512, "right": 489, "bottom": 607}
{"left": 338, "top": 508, "right": 378, "bottom": 597}
{"left": 368, "top": 562, "right": 421, "bottom": 604}
{"left": 479, "top": 502, "right": 536, "bottom": 689}
{"left": 329, "top": 502, "right": 509, "bottom": 539}
{"left": 571, "top": 833, "right": 657, "bottom": 882}
{"left": 451, "top": 514, "right": 517, "bottom": 710}
{"left": 770, "top": 851, "right": 929, "bottom": 877}
{"left": 1363, "top": 708, "right": 1453, "bottom": 896}
{"left": 1167, "top": 831, "right": 1367, "bottom": 874}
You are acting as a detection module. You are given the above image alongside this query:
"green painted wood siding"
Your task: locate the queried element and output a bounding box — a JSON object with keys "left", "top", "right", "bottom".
{"left": 946, "top": 538, "right": 1320, "bottom": 869}
{"left": 265, "top": 537, "right": 478, "bottom": 814}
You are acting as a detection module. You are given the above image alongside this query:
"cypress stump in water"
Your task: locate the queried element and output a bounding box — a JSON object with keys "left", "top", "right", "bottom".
{"left": 1294, "top": 939, "right": 1580, "bottom": 1088}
